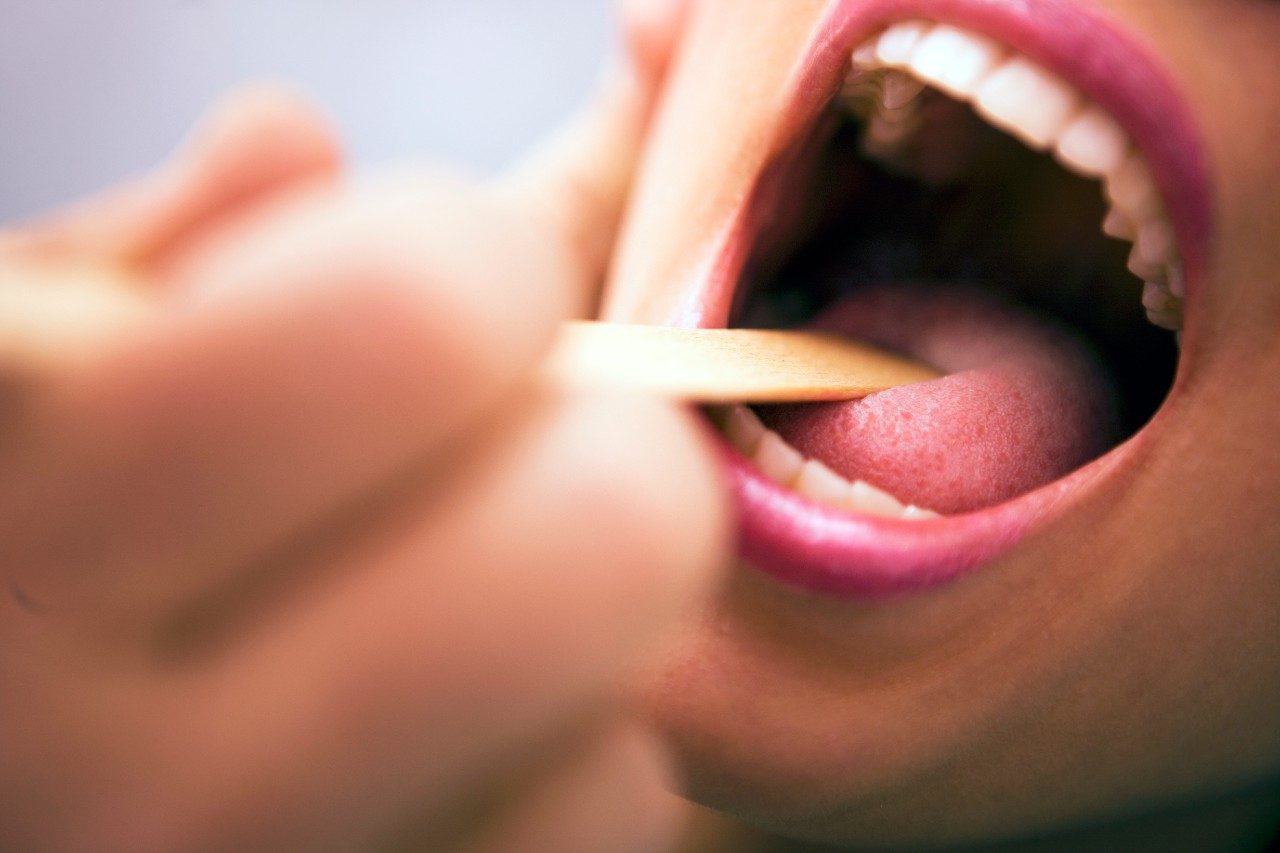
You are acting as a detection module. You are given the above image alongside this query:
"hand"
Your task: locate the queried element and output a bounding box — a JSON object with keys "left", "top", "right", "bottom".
{"left": 0, "top": 8, "right": 723, "bottom": 850}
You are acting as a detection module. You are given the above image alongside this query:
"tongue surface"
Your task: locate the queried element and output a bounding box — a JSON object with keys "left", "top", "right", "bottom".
{"left": 757, "top": 283, "right": 1120, "bottom": 515}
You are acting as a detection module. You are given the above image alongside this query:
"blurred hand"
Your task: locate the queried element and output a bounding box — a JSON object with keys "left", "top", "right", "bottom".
{"left": 0, "top": 5, "right": 724, "bottom": 849}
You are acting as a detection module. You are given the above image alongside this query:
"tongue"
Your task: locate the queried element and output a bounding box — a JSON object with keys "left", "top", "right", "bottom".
{"left": 756, "top": 283, "right": 1120, "bottom": 515}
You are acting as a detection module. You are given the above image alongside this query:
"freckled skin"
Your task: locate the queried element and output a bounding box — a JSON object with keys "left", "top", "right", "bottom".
{"left": 608, "top": 0, "right": 1280, "bottom": 847}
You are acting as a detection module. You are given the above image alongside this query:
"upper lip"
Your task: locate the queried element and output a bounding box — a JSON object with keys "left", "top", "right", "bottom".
{"left": 695, "top": 0, "right": 1213, "bottom": 597}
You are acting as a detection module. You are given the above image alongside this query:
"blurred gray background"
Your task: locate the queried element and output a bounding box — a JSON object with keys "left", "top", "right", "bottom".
{"left": 0, "top": 0, "right": 615, "bottom": 220}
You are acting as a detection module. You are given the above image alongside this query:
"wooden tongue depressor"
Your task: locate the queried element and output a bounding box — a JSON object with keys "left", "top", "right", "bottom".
{"left": 0, "top": 260, "right": 938, "bottom": 402}
{"left": 543, "top": 321, "right": 941, "bottom": 404}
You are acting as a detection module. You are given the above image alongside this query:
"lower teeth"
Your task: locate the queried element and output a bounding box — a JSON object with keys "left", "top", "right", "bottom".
{"left": 722, "top": 405, "right": 941, "bottom": 520}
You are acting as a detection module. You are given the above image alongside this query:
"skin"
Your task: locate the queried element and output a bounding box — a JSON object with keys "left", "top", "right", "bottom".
{"left": 608, "top": 0, "right": 1280, "bottom": 848}
{"left": 5, "top": 1, "right": 1277, "bottom": 848}
{"left": 0, "top": 6, "right": 733, "bottom": 848}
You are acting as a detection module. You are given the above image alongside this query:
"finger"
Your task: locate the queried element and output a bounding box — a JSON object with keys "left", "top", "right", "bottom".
{"left": 0, "top": 177, "right": 578, "bottom": 623}
{"left": 497, "top": 77, "right": 645, "bottom": 316}
{"left": 496, "top": 0, "right": 692, "bottom": 315}
{"left": 143, "top": 391, "right": 727, "bottom": 850}
{"left": 0, "top": 84, "right": 341, "bottom": 272}
{"left": 459, "top": 722, "right": 684, "bottom": 853}
{"left": 620, "top": 0, "right": 695, "bottom": 85}
{"left": 0, "top": 265, "right": 157, "bottom": 377}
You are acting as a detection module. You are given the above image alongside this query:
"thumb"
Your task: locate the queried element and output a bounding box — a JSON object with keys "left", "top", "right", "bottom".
{"left": 496, "top": 0, "right": 692, "bottom": 317}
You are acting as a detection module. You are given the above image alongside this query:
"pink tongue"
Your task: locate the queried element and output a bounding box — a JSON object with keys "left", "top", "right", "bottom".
{"left": 757, "top": 283, "right": 1120, "bottom": 515}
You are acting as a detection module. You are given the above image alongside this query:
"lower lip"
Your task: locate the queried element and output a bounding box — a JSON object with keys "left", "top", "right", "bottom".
{"left": 719, "top": 428, "right": 1130, "bottom": 597}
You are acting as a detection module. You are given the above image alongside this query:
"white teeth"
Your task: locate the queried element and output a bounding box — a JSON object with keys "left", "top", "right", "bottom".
{"left": 973, "top": 57, "right": 1081, "bottom": 150}
{"left": 1142, "top": 280, "right": 1176, "bottom": 314}
{"left": 874, "top": 20, "right": 930, "bottom": 65}
{"left": 847, "top": 20, "right": 1187, "bottom": 334}
{"left": 1133, "top": 218, "right": 1176, "bottom": 273}
{"left": 1127, "top": 244, "right": 1164, "bottom": 283}
{"left": 1100, "top": 154, "right": 1183, "bottom": 328}
{"left": 1054, "top": 105, "right": 1129, "bottom": 179}
{"left": 795, "top": 459, "right": 854, "bottom": 505}
{"left": 1105, "top": 154, "right": 1163, "bottom": 224}
{"left": 1142, "top": 280, "right": 1183, "bottom": 330}
{"left": 852, "top": 41, "right": 879, "bottom": 66}
{"left": 725, "top": 405, "right": 766, "bottom": 456}
{"left": 907, "top": 25, "right": 1004, "bottom": 98}
{"left": 1142, "top": 279, "right": 1184, "bottom": 330}
{"left": 755, "top": 430, "right": 805, "bottom": 488}
{"left": 724, "top": 406, "right": 941, "bottom": 521}
{"left": 847, "top": 480, "right": 907, "bottom": 518}
{"left": 1147, "top": 310, "right": 1183, "bottom": 332}
{"left": 1102, "top": 208, "right": 1137, "bottom": 241}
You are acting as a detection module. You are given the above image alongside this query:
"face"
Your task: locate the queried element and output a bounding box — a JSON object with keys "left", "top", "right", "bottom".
{"left": 605, "top": 0, "right": 1280, "bottom": 846}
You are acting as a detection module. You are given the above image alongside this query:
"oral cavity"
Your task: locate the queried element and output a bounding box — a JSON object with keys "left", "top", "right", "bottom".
{"left": 846, "top": 20, "right": 1184, "bottom": 331}
{"left": 721, "top": 19, "right": 1180, "bottom": 522}
{"left": 726, "top": 283, "right": 1120, "bottom": 518}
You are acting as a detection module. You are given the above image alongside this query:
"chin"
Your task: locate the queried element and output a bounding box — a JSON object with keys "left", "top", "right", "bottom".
{"left": 608, "top": 0, "right": 1280, "bottom": 846}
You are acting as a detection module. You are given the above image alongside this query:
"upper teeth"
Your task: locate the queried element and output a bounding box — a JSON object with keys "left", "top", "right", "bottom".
{"left": 722, "top": 405, "right": 941, "bottom": 521}
{"left": 844, "top": 20, "right": 1185, "bottom": 334}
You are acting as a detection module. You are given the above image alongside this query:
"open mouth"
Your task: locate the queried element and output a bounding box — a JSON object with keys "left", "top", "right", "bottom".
{"left": 688, "top": 3, "right": 1212, "bottom": 596}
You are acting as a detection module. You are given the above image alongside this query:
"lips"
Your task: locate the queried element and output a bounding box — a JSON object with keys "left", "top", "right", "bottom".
{"left": 605, "top": 0, "right": 1212, "bottom": 597}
